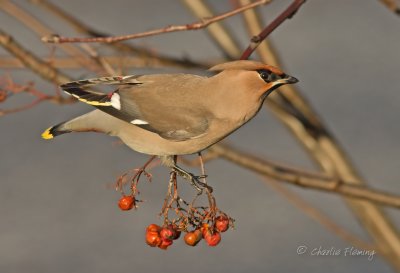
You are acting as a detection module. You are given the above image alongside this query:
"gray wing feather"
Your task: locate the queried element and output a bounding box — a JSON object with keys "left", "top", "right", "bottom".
{"left": 62, "top": 74, "right": 210, "bottom": 141}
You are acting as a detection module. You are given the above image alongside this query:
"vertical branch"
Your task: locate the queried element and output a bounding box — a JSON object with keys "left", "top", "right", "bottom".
{"left": 181, "top": 0, "right": 242, "bottom": 59}
{"left": 238, "top": 0, "right": 271, "bottom": 61}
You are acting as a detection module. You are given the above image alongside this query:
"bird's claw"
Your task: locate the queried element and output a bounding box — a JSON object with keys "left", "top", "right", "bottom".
{"left": 172, "top": 166, "right": 213, "bottom": 193}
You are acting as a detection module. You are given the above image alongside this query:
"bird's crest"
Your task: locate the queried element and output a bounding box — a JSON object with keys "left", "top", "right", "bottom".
{"left": 209, "top": 60, "right": 284, "bottom": 76}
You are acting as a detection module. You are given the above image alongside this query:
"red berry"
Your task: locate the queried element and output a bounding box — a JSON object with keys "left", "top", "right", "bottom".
{"left": 146, "top": 231, "right": 161, "bottom": 247}
{"left": 160, "top": 227, "right": 174, "bottom": 241}
{"left": 163, "top": 224, "right": 181, "bottom": 240}
{"left": 184, "top": 230, "right": 202, "bottom": 246}
{"left": 172, "top": 230, "right": 181, "bottom": 240}
{"left": 0, "top": 91, "right": 7, "bottom": 103}
{"left": 146, "top": 224, "right": 161, "bottom": 233}
{"left": 168, "top": 224, "right": 181, "bottom": 240}
{"left": 167, "top": 224, "right": 181, "bottom": 240}
{"left": 118, "top": 195, "right": 135, "bottom": 211}
{"left": 205, "top": 232, "right": 221, "bottom": 247}
{"left": 201, "top": 223, "right": 211, "bottom": 238}
{"left": 215, "top": 215, "right": 229, "bottom": 232}
{"left": 158, "top": 239, "right": 173, "bottom": 250}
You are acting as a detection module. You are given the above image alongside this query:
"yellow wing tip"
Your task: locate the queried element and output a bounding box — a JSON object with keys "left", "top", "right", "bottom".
{"left": 41, "top": 127, "right": 54, "bottom": 140}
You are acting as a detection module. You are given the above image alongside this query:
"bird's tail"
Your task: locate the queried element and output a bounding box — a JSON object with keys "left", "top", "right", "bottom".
{"left": 41, "top": 122, "right": 72, "bottom": 140}
{"left": 41, "top": 110, "right": 114, "bottom": 140}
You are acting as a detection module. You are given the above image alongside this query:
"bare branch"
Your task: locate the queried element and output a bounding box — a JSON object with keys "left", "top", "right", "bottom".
{"left": 0, "top": 0, "right": 103, "bottom": 73}
{"left": 0, "top": 30, "right": 70, "bottom": 85}
{"left": 0, "top": 56, "right": 217, "bottom": 70}
{"left": 41, "top": 0, "right": 271, "bottom": 44}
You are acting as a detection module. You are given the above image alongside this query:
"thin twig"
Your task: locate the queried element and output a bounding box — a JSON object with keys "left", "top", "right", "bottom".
{"left": 237, "top": 0, "right": 324, "bottom": 129}
{"left": 0, "top": 56, "right": 218, "bottom": 69}
{"left": 240, "top": 0, "right": 306, "bottom": 60}
{"left": 0, "top": 97, "right": 57, "bottom": 116}
{"left": 0, "top": 77, "right": 74, "bottom": 116}
{"left": 30, "top": 0, "right": 210, "bottom": 70}
{"left": 0, "top": 29, "right": 76, "bottom": 114}
{"left": 237, "top": 0, "right": 271, "bottom": 61}
{"left": 41, "top": 0, "right": 271, "bottom": 43}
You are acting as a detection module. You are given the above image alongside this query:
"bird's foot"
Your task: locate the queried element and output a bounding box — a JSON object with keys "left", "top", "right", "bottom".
{"left": 172, "top": 165, "right": 213, "bottom": 193}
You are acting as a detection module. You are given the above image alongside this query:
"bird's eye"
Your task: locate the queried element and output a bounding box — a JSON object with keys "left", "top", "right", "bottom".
{"left": 258, "top": 69, "right": 275, "bottom": 83}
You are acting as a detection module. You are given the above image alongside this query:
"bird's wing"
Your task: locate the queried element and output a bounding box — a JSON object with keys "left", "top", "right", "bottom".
{"left": 61, "top": 74, "right": 210, "bottom": 141}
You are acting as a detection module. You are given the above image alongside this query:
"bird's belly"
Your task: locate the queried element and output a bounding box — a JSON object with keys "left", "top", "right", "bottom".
{"left": 118, "top": 119, "right": 238, "bottom": 156}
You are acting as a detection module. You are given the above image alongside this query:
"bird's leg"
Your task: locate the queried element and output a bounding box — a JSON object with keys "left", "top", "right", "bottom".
{"left": 173, "top": 164, "right": 203, "bottom": 192}
{"left": 170, "top": 156, "right": 213, "bottom": 193}
{"left": 160, "top": 155, "right": 211, "bottom": 193}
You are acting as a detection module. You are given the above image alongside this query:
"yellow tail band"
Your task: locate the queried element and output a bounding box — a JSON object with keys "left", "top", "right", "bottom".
{"left": 41, "top": 127, "right": 54, "bottom": 139}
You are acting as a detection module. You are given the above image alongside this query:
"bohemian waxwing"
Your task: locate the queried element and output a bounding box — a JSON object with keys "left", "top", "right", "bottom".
{"left": 42, "top": 60, "right": 298, "bottom": 187}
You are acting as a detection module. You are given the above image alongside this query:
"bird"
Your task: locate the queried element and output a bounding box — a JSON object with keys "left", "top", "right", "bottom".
{"left": 41, "top": 60, "right": 298, "bottom": 189}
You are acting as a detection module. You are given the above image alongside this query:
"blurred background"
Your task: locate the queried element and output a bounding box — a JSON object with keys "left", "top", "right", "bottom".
{"left": 1, "top": 0, "right": 400, "bottom": 272}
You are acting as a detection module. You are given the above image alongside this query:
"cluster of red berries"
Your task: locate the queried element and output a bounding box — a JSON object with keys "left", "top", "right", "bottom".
{"left": 145, "top": 224, "right": 181, "bottom": 249}
{"left": 118, "top": 194, "right": 232, "bottom": 250}
{"left": 144, "top": 215, "right": 230, "bottom": 250}
{"left": 183, "top": 216, "right": 229, "bottom": 247}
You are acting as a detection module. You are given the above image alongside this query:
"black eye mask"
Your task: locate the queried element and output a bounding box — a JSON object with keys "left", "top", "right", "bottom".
{"left": 257, "top": 69, "right": 281, "bottom": 83}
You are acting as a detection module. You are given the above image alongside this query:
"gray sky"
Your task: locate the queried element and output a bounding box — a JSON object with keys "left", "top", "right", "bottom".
{"left": 1, "top": 1, "right": 400, "bottom": 272}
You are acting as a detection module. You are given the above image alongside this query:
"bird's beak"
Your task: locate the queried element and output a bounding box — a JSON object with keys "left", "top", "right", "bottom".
{"left": 280, "top": 75, "right": 298, "bottom": 84}
{"left": 262, "top": 74, "right": 299, "bottom": 98}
